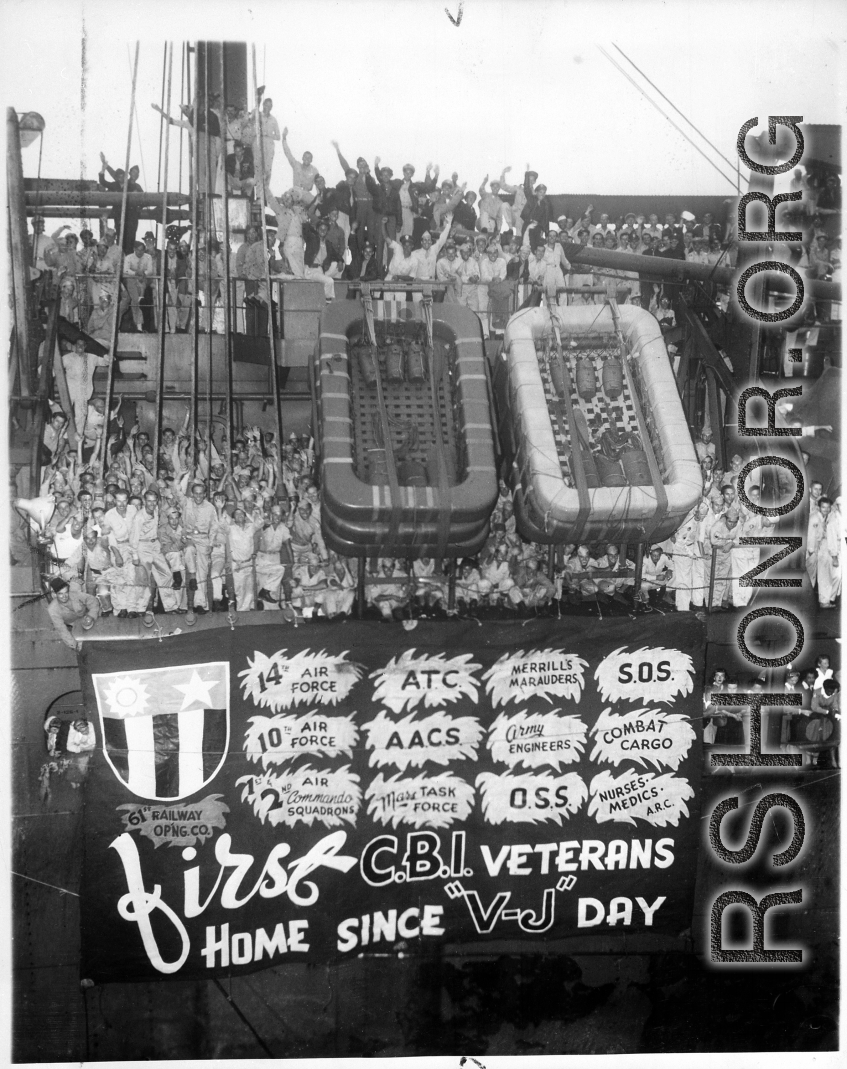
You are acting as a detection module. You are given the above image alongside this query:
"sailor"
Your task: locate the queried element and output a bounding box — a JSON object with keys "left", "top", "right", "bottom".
{"left": 62, "top": 339, "right": 111, "bottom": 438}
{"left": 671, "top": 510, "right": 700, "bottom": 611}
{"left": 563, "top": 544, "right": 600, "bottom": 602}
{"left": 413, "top": 557, "right": 446, "bottom": 611}
{"left": 805, "top": 482, "right": 825, "bottom": 585}
{"left": 639, "top": 545, "right": 674, "bottom": 606}
{"left": 248, "top": 94, "right": 280, "bottom": 192}
{"left": 509, "top": 555, "right": 555, "bottom": 610}
{"left": 457, "top": 559, "right": 488, "bottom": 609}
{"left": 808, "top": 497, "right": 841, "bottom": 609}
{"left": 481, "top": 544, "right": 516, "bottom": 607}
{"left": 410, "top": 216, "right": 453, "bottom": 284}
{"left": 157, "top": 506, "right": 188, "bottom": 611}
{"left": 691, "top": 500, "right": 714, "bottom": 610}
{"left": 527, "top": 235, "right": 565, "bottom": 300}
{"left": 209, "top": 490, "right": 233, "bottom": 609}
{"left": 71, "top": 526, "right": 114, "bottom": 613}
{"left": 50, "top": 503, "right": 86, "bottom": 585}
{"left": 435, "top": 239, "right": 463, "bottom": 302}
{"left": 292, "top": 553, "right": 328, "bottom": 615}
{"left": 177, "top": 479, "right": 219, "bottom": 613}
{"left": 130, "top": 490, "right": 180, "bottom": 613}
{"left": 46, "top": 577, "right": 100, "bottom": 652}
{"left": 368, "top": 558, "right": 409, "bottom": 620}
{"left": 593, "top": 543, "right": 634, "bottom": 602}
{"left": 477, "top": 175, "right": 505, "bottom": 235}
{"left": 281, "top": 127, "right": 318, "bottom": 204}
{"left": 495, "top": 166, "right": 527, "bottom": 235}
{"left": 710, "top": 507, "right": 740, "bottom": 609}
{"left": 695, "top": 427, "right": 716, "bottom": 463}
{"left": 384, "top": 233, "right": 417, "bottom": 303}
{"left": 255, "top": 504, "right": 293, "bottom": 608}
{"left": 103, "top": 488, "right": 138, "bottom": 559}
{"left": 322, "top": 556, "right": 357, "bottom": 618}
{"left": 227, "top": 504, "right": 262, "bottom": 611}
{"left": 123, "top": 240, "right": 155, "bottom": 332}
{"left": 290, "top": 500, "right": 327, "bottom": 565}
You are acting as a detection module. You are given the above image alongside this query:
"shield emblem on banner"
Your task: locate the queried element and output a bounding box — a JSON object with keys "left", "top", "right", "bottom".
{"left": 91, "top": 662, "right": 230, "bottom": 801}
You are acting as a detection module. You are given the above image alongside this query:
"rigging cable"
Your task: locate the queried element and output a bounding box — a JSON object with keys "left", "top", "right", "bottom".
{"left": 126, "top": 45, "right": 148, "bottom": 190}
{"left": 101, "top": 41, "right": 140, "bottom": 481}
{"left": 152, "top": 42, "right": 174, "bottom": 477}
{"left": 204, "top": 44, "right": 214, "bottom": 481}
{"left": 219, "top": 41, "right": 234, "bottom": 454}
{"left": 597, "top": 46, "right": 739, "bottom": 192}
{"left": 190, "top": 41, "right": 200, "bottom": 472}
{"left": 156, "top": 42, "right": 167, "bottom": 193}
{"left": 177, "top": 43, "right": 186, "bottom": 199}
{"left": 31, "top": 126, "right": 44, "bottom": 267}
{"left": 252, "top": 43, "right": 286, "bottom": 488}
{"left": 612, "top": 44, "right": 742, "bottom": 192}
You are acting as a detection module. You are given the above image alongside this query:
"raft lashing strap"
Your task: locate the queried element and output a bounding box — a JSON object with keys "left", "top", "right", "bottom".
{"left": 607, "top": 298, "right": 668, "bottom": 541}
{"left": 362, "top": 284, "right": 402, "bottom": 548}
{"left": 423, "top": 293, "right": 452, "bottom": 562}
{"left": 546, "top": 299, "right": 592, "bottom": 542}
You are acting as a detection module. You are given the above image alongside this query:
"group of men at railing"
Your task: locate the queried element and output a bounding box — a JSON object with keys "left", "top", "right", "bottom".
{"left": 19, "top": 380, "right": 840, "bottom": 659}
{"left": 30, "top": 115, "right": 841, "bottom": 347}
{"left": 30, "top": 204, "right": 733, "bottom": 347}
{"left": 704, "top": 655, "right": 840, "bottom": 768}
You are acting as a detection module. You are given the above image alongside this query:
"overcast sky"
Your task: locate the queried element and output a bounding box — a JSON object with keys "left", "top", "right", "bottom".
{"left": 2, "top": 0, "right": 844, "bottom": 209}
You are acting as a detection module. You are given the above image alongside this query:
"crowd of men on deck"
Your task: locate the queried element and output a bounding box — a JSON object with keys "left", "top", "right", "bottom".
{"left": 29, "top": 83, "right": 841, "bottom": 342}
{"left": 17, "top": 96, "right": 841, "bottom": 659}
{"left": 18, "top": 401, "right": 841, "bottom": 658}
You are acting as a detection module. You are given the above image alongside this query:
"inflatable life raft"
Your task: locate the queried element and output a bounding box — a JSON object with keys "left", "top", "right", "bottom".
{"left": 313, "top": 292, "right": 499, "bottom": 558}
{"left": 495, "top": 302, "right": 702, "bottom": 545}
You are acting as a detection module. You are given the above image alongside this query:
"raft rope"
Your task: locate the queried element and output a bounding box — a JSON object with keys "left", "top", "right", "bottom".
{"left": 608, "top": 298, "right": 668, "bottom": 540}
{"left": 545, "top": 298, "right": 592, "bottom": 542}
{"left": 362, "top": 285, "right": 402, "bottom": 547}
{"left": 422, "top": 294, "right": 452, "bottom": 561}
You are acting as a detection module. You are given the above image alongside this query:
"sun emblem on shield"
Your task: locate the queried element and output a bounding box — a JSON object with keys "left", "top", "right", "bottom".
{"left": 92, "top": 662, "right": 230, "bottom": 801}
{"left": 102, "top": 677, "right": 151, "bottom": 718}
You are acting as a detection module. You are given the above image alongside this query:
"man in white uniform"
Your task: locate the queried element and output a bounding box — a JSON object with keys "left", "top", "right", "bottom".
{"left": 639, "top": 545, "right": 674, "bottom": 606}
{"left": 227, "top": 505, "right": 262, "bottom": 611}
{"left": 410, "top": 217, "right": 452, "bottom": 283}
{"left": 282, "top": 127, "right": 318, "bottom": 204}
{"left": 809, "top": 497, "right": 841, "bottom": 608}
{"left": 62, "top": 339, "right": 111, "bottom": 438}
{"left": 671, "top": 510, "right": 700, "bottom": 611}
{"left": 177, "top": 480, "right": 219, "bottom": 613}
{"left": 129, "top": 490, "right": 180, "bottom": 613}
{"left": 593, "top": 544, "right": 634, "bottom": 602}
{"left": 710, "top": 508, "right": 740, "bottom": 609}
{"left": 256, "top": 504, "right": 292, "bottom": 608}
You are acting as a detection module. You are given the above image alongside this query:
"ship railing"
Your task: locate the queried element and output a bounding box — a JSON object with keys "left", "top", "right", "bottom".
{"left": 58, "top": 273, "right": 675, "bottom": 344}
{"left": 58, "top": 275, "right": 523, "bottom": 341}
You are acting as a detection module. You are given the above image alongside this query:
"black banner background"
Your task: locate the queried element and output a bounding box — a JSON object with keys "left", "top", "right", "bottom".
{"left": 79, "top": 614, "right": 705, "bottom": 983}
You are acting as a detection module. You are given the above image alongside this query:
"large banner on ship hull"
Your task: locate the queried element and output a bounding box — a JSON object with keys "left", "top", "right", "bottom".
{"left": 78, "top": 615, "right": 704, "bottom": 982}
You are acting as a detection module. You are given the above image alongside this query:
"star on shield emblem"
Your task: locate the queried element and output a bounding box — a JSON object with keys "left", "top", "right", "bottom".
{"left": 91, "top": 662, "right": 230, "bottom": 800}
